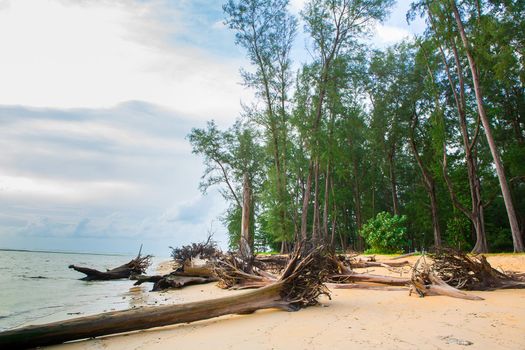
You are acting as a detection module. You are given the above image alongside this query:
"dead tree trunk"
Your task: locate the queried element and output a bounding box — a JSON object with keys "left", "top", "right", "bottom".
{"left": 69, "top": 254, "right": 151, "bottom": 281}
{"left": 0, "top": 247, "right": 330, "bottom": 349}
{"left": 330, "top": 273, "right": 410, "bottom": 286}
{"left": 0, "top": 284, "right": 288, "bottom": 349}
{"left": 134, "top": 274, "right": 218, "bottom": 291}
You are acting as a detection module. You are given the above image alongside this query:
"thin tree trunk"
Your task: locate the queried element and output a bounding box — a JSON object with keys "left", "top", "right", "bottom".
{"left": 300, "top": 162, "right": 313, "bottom": 241}
{"left": 450, "top": 0, "right": 523, "bottom": 252}
{"left": 388, "top": 146, "right": 400, "bottom": 216}
{"left": 330, "top": 205, "right": 337, "bottom": 249}
{"left": 240, "top": 173, "right": 252, "bottom": 258}
{"left": 429, "top": 13, "right": 488, "bottom": 253}
{"left": 322, "top": 162, "right": 330, "bottom": 241}
{"left": 353, "top": 159, "right": 364, "bottom": 251}
{"left": 409, "top": 112, "right": 442, "bottom": 248}
{"left": 312, "top": 158, "right": 321, "bottom": 245}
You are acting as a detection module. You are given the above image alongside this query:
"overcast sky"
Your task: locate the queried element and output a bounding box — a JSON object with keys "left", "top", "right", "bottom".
{"left": 0, "top": 0, "right": 424, "bottom": 256}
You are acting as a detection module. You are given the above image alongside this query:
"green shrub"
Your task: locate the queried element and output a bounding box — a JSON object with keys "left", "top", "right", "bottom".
{"left": 359, "top": 212, "right": 408, "bottom": 254}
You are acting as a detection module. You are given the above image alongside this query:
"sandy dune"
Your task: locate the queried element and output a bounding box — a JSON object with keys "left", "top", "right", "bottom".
{"left": 47, "top": 254, "right": 525, "bottom": 350}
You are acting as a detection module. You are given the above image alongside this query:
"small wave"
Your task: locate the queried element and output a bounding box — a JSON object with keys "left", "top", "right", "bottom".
{"left": 16, "top": 275, "right": 50, "bottom": 279}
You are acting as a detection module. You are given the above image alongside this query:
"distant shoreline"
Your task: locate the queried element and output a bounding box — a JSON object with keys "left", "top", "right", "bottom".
{"left": 0, "top": 248, "right": 127, "bottom": 257}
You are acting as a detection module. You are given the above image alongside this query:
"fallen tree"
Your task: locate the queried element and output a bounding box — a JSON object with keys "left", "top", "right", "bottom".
{"left": 410, "top": 256, "right": 483, "bottom": 300}
{"left": 430, "top": 249, "right": 525, "bottom": 290}
{"left": 329, "top": 273, "right": 410, "bottom": 286}
{"left": 0, "top": 246, "right": 330, "bottom": 349}
{"left": 134, "top": 274, "right": 218, "bottom": 291}
{"left": 389, "top": 252, "right": 418, "bottom": 260}
{"left": 349, "top": 259, "right": 411, "bottom": 269}
{"left": 69, "top": 248, "right": 151, "bottom": 281}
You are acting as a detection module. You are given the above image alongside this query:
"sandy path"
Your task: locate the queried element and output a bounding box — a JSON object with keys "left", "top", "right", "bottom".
{"left": 46, "top": 255, "right": 525, "bottom": 350}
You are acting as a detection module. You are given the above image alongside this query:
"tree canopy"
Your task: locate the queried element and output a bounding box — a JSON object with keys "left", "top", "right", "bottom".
{"left": 190, "top": 0, "right": 525, "bottom": 254}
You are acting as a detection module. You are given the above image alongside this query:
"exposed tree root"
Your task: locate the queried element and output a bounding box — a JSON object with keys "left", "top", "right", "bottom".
{"left": 410, "top": 256, "right": 483, "bottom": 300}
{"left": 170, "top": 235, "right": 219, "bottom": 266}
{"left": 430, "top": 249, "right": 525, "bottom": 290}
{"left": 213, "top": 252, "right": 278, "bottom": 289}
{"left": 253, "top": 254, "right": 289, "bottom": 273}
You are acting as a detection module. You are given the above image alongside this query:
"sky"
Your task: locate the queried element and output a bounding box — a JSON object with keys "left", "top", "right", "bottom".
{"left": 0, "top": 0, "right": 425, "bottom": 256}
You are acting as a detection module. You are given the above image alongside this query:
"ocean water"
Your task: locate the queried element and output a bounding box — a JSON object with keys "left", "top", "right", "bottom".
{"left": 0, "top": 250, "right": 167, "bottom": 331}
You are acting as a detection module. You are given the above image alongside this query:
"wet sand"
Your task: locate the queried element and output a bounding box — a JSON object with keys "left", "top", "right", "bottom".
{"left": 47, "top": 254, "right": 525, "bottom": 350}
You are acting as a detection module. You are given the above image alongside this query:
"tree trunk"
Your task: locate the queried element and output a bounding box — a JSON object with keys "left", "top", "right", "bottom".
{"left": 322, "top": 162, "right": 330, "bottom": 242}
{"left": 330, "top": 273, "right": 409, "bottom": 286}
{"left": 1, "top": 246, "right": 329, "bottom": 349}
{"left": 69, "top": 254, "right": 151, "bottom": 281}
{"left": 330, "top": 179, "right": 337, "bottom": 249}
{"left": 431, "top": 22, "right": 488, "bottom": 253}
{"left": 240, "top": 173, "right": 252, "bottom": 258}
{"left": 352, "top": 154, "right": 365, "bottom": 251}
{"left": 0, "top": 283, "right": 293, "bottom": 349}
{"left": 300, "top": 162, "right": 313, "bottom": 241}
{"left": 312, "top": 159, "right": 321, "bottom": 244}
{"left": 409, "top": 112, "right": 442, "bottom": 248}
{"left": 387, "top": 146, "right": 400, "bottom": 216}
{"left": 429, "top": 186, "right": 442, "bottom": 248}
{"left": 450, "top": 0, "right": 524, "bottom": 252}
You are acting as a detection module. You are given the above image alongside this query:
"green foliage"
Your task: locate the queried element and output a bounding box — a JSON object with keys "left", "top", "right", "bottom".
{"left": 187, "top": 0, "right": 525, "bottom": 253}
{"left": 445, "top": 215, "right": 472, "bottom": 252}
{"left": 222, "top": 205, "right": 241, "bottom": 251}
{"left": 359, "top": 212, "right": 408, "bottom": 254}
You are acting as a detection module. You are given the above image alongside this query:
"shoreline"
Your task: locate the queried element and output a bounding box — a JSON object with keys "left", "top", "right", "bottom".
{"left": 39, "top": 254, "right": 525, "bottom": 350}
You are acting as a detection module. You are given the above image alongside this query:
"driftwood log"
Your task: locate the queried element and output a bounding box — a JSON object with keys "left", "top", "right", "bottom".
{"left": 349, "top": 260, "right": 411, "bottom": 268}
{"left": 329, "top": 283, "right": 409, "bottom": 291}
{"left": 69, "top": 247, "right": 151, "bottom": 281}
{"left": 329, "top": 273, "right": 410, "bottom": 286}
{"left": 389, "top": 252, "right": 418, "bottom": 260}
{"left": 0, "top": 246, "right": 330, "bottom": 349}
{"left": 134, "top": 274, "right": 218, "bottom": 291}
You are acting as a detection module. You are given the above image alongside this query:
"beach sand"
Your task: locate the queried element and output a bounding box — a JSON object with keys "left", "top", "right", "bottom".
{"left": 47, "top": 254, "right": 525, "bottom": 350}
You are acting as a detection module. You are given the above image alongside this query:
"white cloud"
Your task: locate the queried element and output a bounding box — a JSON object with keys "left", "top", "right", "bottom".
{"left": 6, "top": 118, "right": 191, "bottom": 154}
{"left": 0, "top": 174, "right": 140, "bottom": 203}
{"left": 0, "top": 0, "right": 250, "bottom": 122}
{"left": 289, "top": 0, "right": 305, "bottom": 14}
{"left": 0, "top": 103, "right": 231, "bottom": 254}
{"left": 373, "top": 24, "right": 412, "bottom": 45}
{"left": 212, "top": 19, "right": 226, "bottom": 30}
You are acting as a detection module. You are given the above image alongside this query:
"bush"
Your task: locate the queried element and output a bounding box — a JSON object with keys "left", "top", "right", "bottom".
{"left": 359, "top": 212, "right": 408, "bottom": 254}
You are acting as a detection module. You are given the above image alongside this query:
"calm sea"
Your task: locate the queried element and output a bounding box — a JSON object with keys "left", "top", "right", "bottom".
{"left": 0, "top": 250, "right": 167, "bottom": 331}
